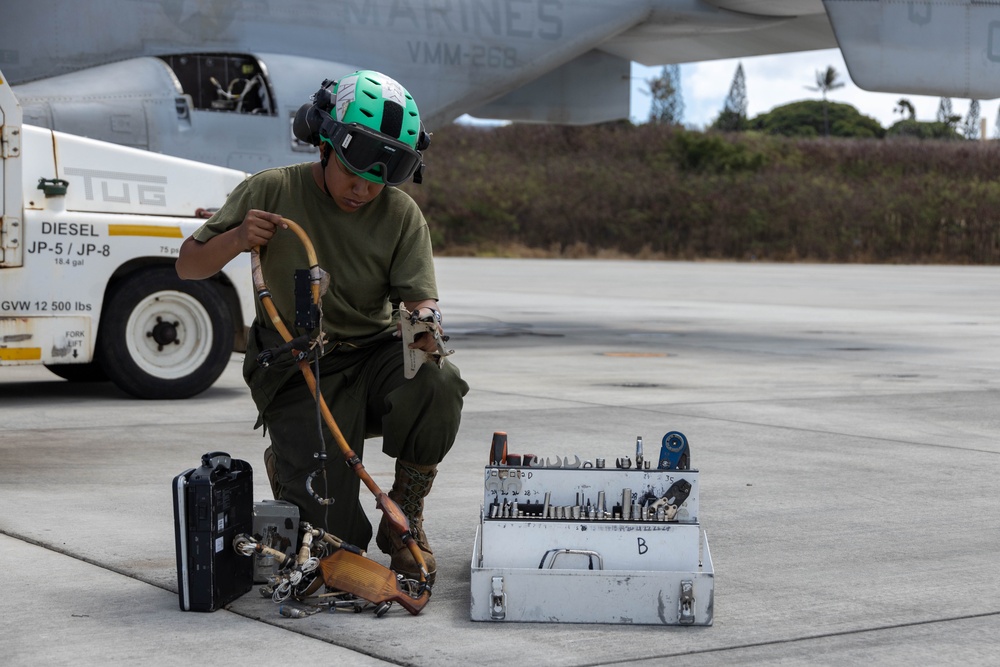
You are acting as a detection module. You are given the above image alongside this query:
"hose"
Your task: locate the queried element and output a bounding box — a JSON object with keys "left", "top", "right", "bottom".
{"left": 250, "top": 218, "right": 430, "bottom": 584}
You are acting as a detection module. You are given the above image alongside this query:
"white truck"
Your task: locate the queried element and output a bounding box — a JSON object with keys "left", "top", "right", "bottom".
{"left": 0, "top": 68, "right": 254, "bottom": 399}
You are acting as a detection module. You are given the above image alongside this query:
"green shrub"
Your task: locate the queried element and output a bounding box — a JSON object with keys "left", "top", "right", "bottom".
{"left": 407, "top": 123, "right": 1000, "bottom": 264}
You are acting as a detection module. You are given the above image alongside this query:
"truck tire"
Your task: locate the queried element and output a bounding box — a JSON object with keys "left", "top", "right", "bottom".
{"left": 97, "top": 267, "right": 234, "bottom": 399}
{"left": 45, "top": 361, "right": 109, "bottom": 383}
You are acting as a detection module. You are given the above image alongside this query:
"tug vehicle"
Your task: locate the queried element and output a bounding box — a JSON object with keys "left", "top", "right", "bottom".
{"left": 0, "top": 68, "right": 253, "bottom": 399}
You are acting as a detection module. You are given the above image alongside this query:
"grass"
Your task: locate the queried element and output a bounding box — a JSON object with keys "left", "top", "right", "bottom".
{"left": 402, "top": 123, "right": 1000, "bottom": 264}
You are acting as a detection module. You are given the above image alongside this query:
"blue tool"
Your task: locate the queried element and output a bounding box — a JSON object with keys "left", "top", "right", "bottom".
{"left": 657, "top": 431, "right": 690, "bottom": 470}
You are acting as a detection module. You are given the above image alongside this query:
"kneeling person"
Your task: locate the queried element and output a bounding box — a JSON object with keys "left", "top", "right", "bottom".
{"left": 175, "top": 70, "right": 468, "bottom": 584}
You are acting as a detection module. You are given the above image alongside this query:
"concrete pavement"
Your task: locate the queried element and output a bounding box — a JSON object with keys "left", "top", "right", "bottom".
{"left": 1, "top": 259, "right": 998, "bottom": 665}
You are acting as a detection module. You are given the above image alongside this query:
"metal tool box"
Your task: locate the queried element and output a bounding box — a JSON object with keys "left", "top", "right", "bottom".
{"left": 470, "top": 464, "right": 714, "bottom": 625}
{"left": 251, "top": 500, "right": 300, "bottom": 583}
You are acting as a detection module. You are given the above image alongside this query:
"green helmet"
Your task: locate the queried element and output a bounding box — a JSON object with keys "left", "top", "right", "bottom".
{"left": 319, "top": 70, "right": 424, "bottom": 184}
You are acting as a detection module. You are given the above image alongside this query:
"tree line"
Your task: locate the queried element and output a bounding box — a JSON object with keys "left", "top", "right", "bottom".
{"left": 645, "top": 63, "right": 986, "bottom": 140}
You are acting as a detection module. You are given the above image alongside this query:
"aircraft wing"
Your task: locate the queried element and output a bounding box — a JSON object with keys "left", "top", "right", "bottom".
{"left": 5, "top": 0, "right": 1000, "bottom": 170}
{"left": 602, "top": 2, "right": 838, "bottom": 66}
{"left": 471, "top": 2, "right": 838, "bottom": 124}
{"left": 473, "top": 0, "right": 1000, "bottom": 125}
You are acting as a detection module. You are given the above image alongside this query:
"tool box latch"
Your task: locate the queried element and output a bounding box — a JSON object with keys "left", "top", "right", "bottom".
{"left": 490, "top": 576, "right": 506, "bottom": 620}
{"left": 678, "top": 580, "right": 695, "bottom": 625}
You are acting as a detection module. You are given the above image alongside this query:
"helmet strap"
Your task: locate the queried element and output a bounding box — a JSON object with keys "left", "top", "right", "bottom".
{"left": 319, "top": 144, "right": 332, "bottom": 198}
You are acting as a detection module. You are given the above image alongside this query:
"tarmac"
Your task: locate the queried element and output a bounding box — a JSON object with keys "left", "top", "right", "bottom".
{"left": 1, "top": 258, "right": 998, "bottom": 666}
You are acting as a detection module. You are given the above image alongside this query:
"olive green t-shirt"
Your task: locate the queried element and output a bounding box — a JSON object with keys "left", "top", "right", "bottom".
{"left": 193, "top": 163, "right": 438, "bottom": 341}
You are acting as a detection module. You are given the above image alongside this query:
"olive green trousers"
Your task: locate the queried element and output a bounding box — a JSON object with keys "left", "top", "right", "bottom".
{"left": 245, "top": 325, "right": 468, "bottom": 550}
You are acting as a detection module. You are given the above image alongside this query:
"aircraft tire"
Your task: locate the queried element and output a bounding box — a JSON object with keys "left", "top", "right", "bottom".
{"left": 97, "top": 267, "right": 233, "bottom": 399}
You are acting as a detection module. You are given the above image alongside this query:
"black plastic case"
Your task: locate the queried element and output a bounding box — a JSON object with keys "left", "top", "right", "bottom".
{"left": 173, "top": 452, "right": 253, "bottom": 611}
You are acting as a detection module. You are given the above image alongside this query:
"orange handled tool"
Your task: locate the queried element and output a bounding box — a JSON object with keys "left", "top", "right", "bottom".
{"left": 251, "top": 218, "right": 431, "bottom": 587}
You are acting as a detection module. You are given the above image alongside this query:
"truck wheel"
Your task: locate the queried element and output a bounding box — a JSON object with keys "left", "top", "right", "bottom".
{"left": 45, "top": 362, "right": 109, "bottom": 383}
{"left": 97, "top": 267, "right": 233, "bottom": 399}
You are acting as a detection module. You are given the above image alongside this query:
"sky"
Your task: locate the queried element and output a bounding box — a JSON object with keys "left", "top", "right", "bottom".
{"left": 629, "top": 48, "right": 1000, "bottom": 135}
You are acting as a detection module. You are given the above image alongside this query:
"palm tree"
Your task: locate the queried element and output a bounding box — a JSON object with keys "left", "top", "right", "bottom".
{"left": 806, "top": 66, "right": 846, "bottom": 136}
{"left": 894, "top": 98, "right": 916, "bottom": 121}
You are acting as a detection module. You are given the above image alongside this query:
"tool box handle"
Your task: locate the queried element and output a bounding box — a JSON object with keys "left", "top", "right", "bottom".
{"left": 538, "top": 548, "right": 604, "bottom": 571}
{"left": 201, "top": 451, "right": 232, "bottom": 471}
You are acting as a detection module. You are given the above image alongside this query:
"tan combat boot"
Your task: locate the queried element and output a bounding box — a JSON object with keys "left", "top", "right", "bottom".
{"left": 376, "top": 460, "right": 438, "bottom": 584}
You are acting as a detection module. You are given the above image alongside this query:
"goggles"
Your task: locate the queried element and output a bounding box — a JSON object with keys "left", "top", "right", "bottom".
{"left": 324, "top": 122, "right": 423, "bottom": 186}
